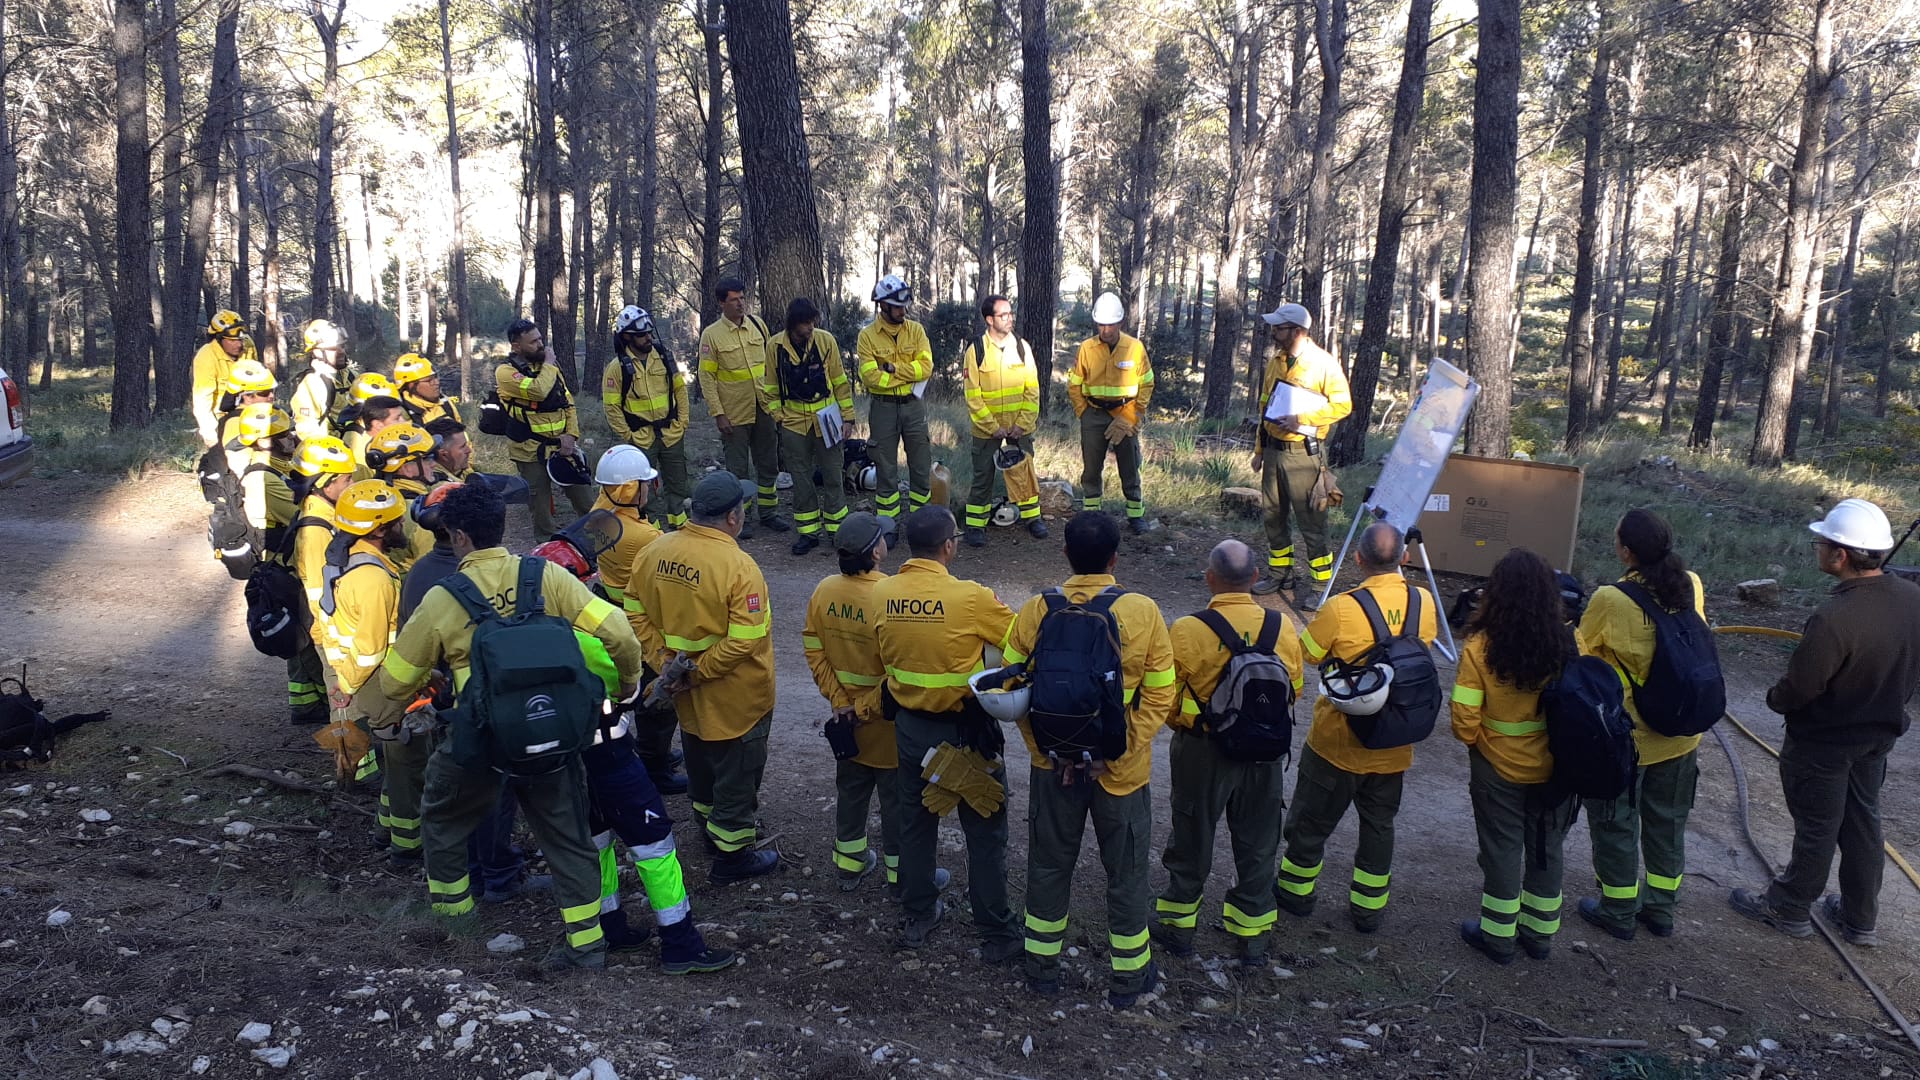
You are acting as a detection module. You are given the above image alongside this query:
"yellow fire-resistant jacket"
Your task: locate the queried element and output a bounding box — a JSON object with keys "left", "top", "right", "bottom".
{"left": 322, "top": 538, "right": 401, "bottom": 694}
{"left": 763, "top": 330, "right": 854, "bottom": 436}
{"left": 696, "top": 314, "right": 772, "bottom": 424}
{"left": 401, "top": 391, "right": 463, "bottom": 428}
{"left": 803, "top": 569, "right": 895, "bottom": 769}
{"left": 293, "top": 493, "right": 340, "bottom": 644}
{"left": 191, "top": 340, "right": 247, "bottom": 445}
{"left": 871, "top": 559, "right": 1015, "bottom": 715}
{"left": 291, "top": 365, "right": 346, "bottom": 441}
{"left": 232, "top": 448, "right": 298, "bottom": 543}
{"left": 1169, "top": 593, "right": 1305, "bottom": 732}
{"left": 602, "top": 344, "right": 688, "bottom": 450}
{"left": 370, "top": 547, "right": 640, "bottom": 726}
{"left": 383, "top": 475, "right": 436, "bottom": 573}
{"left": 595, "top": 494, "right": 663, "bottom": 611}
{"left": 855, "top": 319, "right": 934, "bottom": 397}
{"left": 1577, "top": 570, "right": 1708, "bottom": 767}
{"left": 1259, "top": 339, "right": 1353, "bottom": 442}
{"left": 493, "top": 357, "right": 579, "bottom": 463}
{"left": 1299, "top": 572, "right": 1441, "bottom": 775}
{"left": 1003, "top": 574, "right": 1177, "bottom": 796}
{"left": 1449, "top": 633, "right": 1557, "bottom": 785}
{"left": 1067, "top": 333, "right": 1154, "bottom": 420}
{"left": 626, "top": 523, "right": 774, "bottom": 740}
{"left": 961, "top": 333, "right": 1040, "bottom": 438}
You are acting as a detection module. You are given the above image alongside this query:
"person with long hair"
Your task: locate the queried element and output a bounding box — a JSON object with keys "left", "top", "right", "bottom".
{"left": 1451, "top": 548, "right": 1582, "bottom": 964}
{"left": 1576, "top": 508, "right": 1707, "bottom": 939}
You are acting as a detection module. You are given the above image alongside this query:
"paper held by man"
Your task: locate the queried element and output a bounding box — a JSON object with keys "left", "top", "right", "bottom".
{"left": 1263, "top": 381, "right": 1327, "bottom": 434}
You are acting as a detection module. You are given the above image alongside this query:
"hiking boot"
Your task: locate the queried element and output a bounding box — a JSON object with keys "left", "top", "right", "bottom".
{"left": 482, "top": 873, "right": 553, "bottom": 904}
{"left": 1293, "top": 588, "right": 1320, "bottom": 612}
{"left": 1128, "top": 517, "right": 1154, "bottom": 536}
{"left": 897, "top": 899, "right": 946, "bottom": 949}
{"left": 1027, "top": 974, "right": 1061, "bottom": 997}
{"left": 1108, "top": 961, "right": 1159, "bottom": 1009}
{"left": 1635, "top": 908, "right": 1675, "bottom": 938}
{"left": 1349, "top": 909, "right": 1383, "bottom": 934}
{"left": 791, "top": 533, "right": 819, "bottom": 556}
{"left": 708, "top": 849, "right": 780, "bottom": 886}
{"left": 292, "top": 707, "right": 328, "bottom": 727}
{"left": 1026, "top": 520, "right": 1049, "bottom": 539}
{"left": 760, "top": 513, "right": 790, "bottom": 533}
{"left": 662, "top": 947, "right": 740, "bottom": 975}
{"left": 1575, "top": 897, "right": 1635, "bottom": 941}
{"left": 1819, "top": 894, "right": 1878, "bottom": 947}
{"left": 649, "top": 770, "right": 689, "bottom": 796}
{"left": 1150, "top": 923, "right": 1195, "bottom": 959}
{"left": 387, "top": 846, "right": 423, "bottom": 867}
{"left": 965, "top": 527, "right": 987, "bottom": 548}
{"left": 541, "top": 945, "right": 607, "bottom": 972}
{"left": 1458, "top": 920, "right": 1515, "bottom": 966}
{"left": 1251, "top": 576, "right": 1288, "bottom": 596}
{"left": 1518, "top": 936, "right": 1553, "bottom": 961}
{"left": 838, "top": 849, "right": 879, "bottom": 892}
{"left": 602, "top": 909, "right": 653, "bottom": 954}
{"left": 887, "top": 867, "right": 951, "bottom": 902}
{"left": 1728, "top": 888, "right": 1814, "bottom": 939}
{"left": 979, "top": 934, "right": 1023, "bottom": 965}
{"left": 1273, "top": 885, "right": 1315, "bottom": 919}
{"left": 1239, "top": 949, "right": 1270, "bottom": 970}
{"left": 738, "top": 518, "right": 754, "bottom": 541}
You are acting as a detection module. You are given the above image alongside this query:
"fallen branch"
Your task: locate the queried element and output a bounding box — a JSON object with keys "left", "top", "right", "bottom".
{"left": 151, "top": 746, "right": 189, "bottom": 766}
{"left": 1676, "top": 988, "right": 1746, "bottom": 1015}
{"left": 1491, "top": 1006, "right": 1565, "bottom": 1038}
{"left": 206, "top": 764, "right": 328, "bottom": 794}
{"left": 1523, "top": 1036, "right": 1647, "bottom": 1049}
{"left": 1571, "top": 941, "right": 1614, "bottom": 977}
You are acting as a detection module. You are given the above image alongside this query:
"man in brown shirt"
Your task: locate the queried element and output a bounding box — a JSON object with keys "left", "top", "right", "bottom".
{"left": 1731, "top": 499, "right": 1920, "bottom": 945}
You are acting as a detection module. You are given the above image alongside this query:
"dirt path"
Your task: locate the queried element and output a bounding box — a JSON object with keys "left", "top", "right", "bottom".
{"left": 2, "top": 470, "right": 1917, "bottom": 1079}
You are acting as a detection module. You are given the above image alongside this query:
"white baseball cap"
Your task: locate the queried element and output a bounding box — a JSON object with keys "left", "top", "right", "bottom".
{"left": 1261, "top": 302, "right": 1312, "bottom": 329}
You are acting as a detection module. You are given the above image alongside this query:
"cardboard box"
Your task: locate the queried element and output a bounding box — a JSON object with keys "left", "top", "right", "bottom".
{"left": 1416, "top": 454, "right": 1584, "bottom": 577}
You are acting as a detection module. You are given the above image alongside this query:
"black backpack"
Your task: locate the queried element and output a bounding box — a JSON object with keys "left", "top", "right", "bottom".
{"left": 205, "top": 457, "right": 273, "bottom": 581}
{"left": 1192, "top": 609, "right": 1295, "bottom": 763}
{"left": 774, "top": 336, "right": 830, "bottom": 403}
{"left": 618, "top": 346, "right": 681, "bottom": 433}
{"left": 1343, "top": 588, "right": 1443, "bottom": 749}
{"left": 1541, "top": 654, "right": 1638, "bottom": 800}
{"left": 442, "top": 557, "right": 603, "bottom": 775}
{"left": 244, "top": 514, "right": 323, "bottom": 659}
{"left": 1024, "top": 586, "right": 1129, "bottom": 764}
{"left": 1613, "top": 581, "right": 1726, "bottom": 737}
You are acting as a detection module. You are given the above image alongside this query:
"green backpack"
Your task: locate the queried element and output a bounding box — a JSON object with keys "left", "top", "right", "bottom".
{"left": 443, "top": 557, "right": 602, "bottom": 775}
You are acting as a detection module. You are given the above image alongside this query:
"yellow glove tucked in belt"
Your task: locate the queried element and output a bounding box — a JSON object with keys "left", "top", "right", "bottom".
{"left": 921, "top": 743, "right": 1006, "bottom": 818}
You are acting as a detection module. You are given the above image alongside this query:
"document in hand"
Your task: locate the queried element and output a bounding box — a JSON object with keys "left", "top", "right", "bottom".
{"left": 1264, "top": 381, "right": 1328, "bottom": 430}
{"left": 911, "top": 380, "right": 929, "bottom": 399}
{"left": 817, "top": 401, "right": 845, "bottom": 448}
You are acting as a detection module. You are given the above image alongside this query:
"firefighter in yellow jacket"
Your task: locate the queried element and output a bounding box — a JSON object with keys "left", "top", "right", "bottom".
{"left": 696, "top": 279, "right": 785, "bottom": 536}
{"left": 364, "top": 422, "right": 440, "bottom": 571}
{"left": 319, "top": 480, "right": 420, "bottom": 858}
{"left": 232, "top": 404, "right": 326, "bottom": 727}
{"left": 856, "top": 275, "right": 935, "bottom": 521}
{"left": 496, "top": 318, "right": 595, "bottom": 536}
{"left": 290, "top": 319, "right": 351, "bottom": 441}
{"left": 870, "top": 506, "right": 1020, "bottom": 957}
{"left": 1069, "top": 292, "right": 1155, "bottom": 534}
{"left": 1156, "top": 539, "right": 1304, "bottom": 965}
{"left": 215, "top": 360, "right": 278, "bottom": 450}
{"left": 365, "top": 481, "right": 642, "bottom": 970}
{"left": 603, "top": 306, "right": 691, "bottom": 529}
{"left": 592, "top": 445, "right": 687, "bottom": 795}
{"left": 1251, "top": 302, "right": 1353, "bottom": 605}
{"left": 1002, "top": 511, "right": 1177, "bottom": 1006}
{"left": 393, "top": 352, "right": 463, "bottom": 428}
{"left": 191, "top": 310, "right": 254, "bottom": 447}
{"left": 627, "top": 472, "right": 781, "bottom": 885}
{"left": 290, "top": 436, "right": 378, "bottom": 779}
{"left": 961, "top": 294, "right": 1044, "bottom": 545}
{"left": 765, "top": 298, "right": 855, "bottom": 555}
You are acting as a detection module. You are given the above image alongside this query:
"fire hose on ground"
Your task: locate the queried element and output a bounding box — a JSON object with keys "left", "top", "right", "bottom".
{"left": 1710, "top": 625, "right": 1920, "bottom": 1054}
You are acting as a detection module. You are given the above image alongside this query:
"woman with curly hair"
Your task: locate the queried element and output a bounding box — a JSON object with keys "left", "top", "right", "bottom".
{"left": 1451, "top": 547, "right": 1581, "bottom": 964}
{"left": 1577, "top": 508, "right": 1707, "bottom": 939}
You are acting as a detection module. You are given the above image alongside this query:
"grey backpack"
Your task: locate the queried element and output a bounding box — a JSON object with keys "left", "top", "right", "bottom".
{"left": 1194, "top": 609, "right": 1295, "bottom": 763}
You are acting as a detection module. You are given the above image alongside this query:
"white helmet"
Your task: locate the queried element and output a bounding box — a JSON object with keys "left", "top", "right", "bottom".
{"left": 775, "top": 470, "right": 795, "bottom": 491}
{"left": 855, "top": 464, "right": 879, "bottom": 492}
{"left": 991, "top": 501, "right": 1020, "bottom": 528}
{"left": 595, "top": 444, "right": 658, "bottom": 485}
{"left": 872, "top": 274, "right": 912, "bottom": 305}
{"left": 613, "top": 305, "right": 655, "bottom": 336}
{"left": 993, "top": 443, "right": 1027, "bottom": 471}
{"left": 1318, "top": 656, "right": 1394, "bottom": 716}
{"left": 1091, "top": 291, "right": 1125, "bottom": 325}
{"left": 969, "top": 665, "right": 1030, "bottom": 723}
{"left": 1809, "top": 498, "right": 1894, "bottom": 552}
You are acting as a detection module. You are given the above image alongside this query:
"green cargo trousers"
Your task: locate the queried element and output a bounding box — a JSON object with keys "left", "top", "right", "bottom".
{"left": 964, "top": 434, "right": 1040, "bottom": 528}
{"left": 1261, "top": 440, "right": 1332, "bottom": 587}
{"left": 1078, "top": 409, "right": 1143, "bottom": 520}
{"left": 777, "top": 427, "right": 847, "bottom": 538}
{"left": 1023, "top": 769, "right": 1155, "bottom": 993}
{"left": 894, "top": 708, "right": 1018, "bottom": 943}
{"left": 514, "top": 456, "right": 596, "bottom": 538}
{"left": 1768, "top": 735, "right": 1896, "bottom": 927}
{"left": 377, "top": 728, "right": 436, "bottom": 854}
{"left": 631, "top": 697, "right": 680, "bottom": 779}
{"left": 835, "top": 759, "right": 902, "bottom": 885}
{"left": 419, "top": 745, "right": 607, "bottom": 963}
{"left": 682, "top": 713, "right": 771, "bottom": 853}
{"left": 867, "top": 395, "right": 931, "bottom": 520}
{"left": 720, "top": 410, "right": 782, "bottom": 522}
{"left": 1278, "top": 744, "right": 1404, "bottom": 929}
{"left": 1468, "top": 747, "right": 1577, "bottom": 958}
{"left": 287, "top": 642, "right": 327, "bottom": 725}
{"left": 1582, "top": 749, "right": 1698, "bottom": 933}
{"left": 1157, "top": 729, "right": 1284, "bottom": 957}
{"left": 642, "top": 436, "right": 691, "bottom": 529}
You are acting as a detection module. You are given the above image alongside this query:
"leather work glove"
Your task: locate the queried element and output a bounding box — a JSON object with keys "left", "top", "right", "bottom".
{"left": 923, "top": 743, "right": 1006, "bottom": 818}
{"left": 921, "top": 778, "right": 962, "bottom": 817}
{"left": 315, "top": 718, "right": 372, "bottom": 779}
{"left": 1105, "top": 413, "right": 1136, "bottom": 444}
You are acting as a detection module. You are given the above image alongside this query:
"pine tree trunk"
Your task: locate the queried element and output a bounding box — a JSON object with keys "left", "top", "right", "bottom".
{"left": 1462, "top": 0, "right": 1521, "bottom": 458}
{"left": 0, "top": 0, "right": 27, "bottom": 376}
{"left": 229, "top": 117, "right": 252, "bottom": 319}
{"left": 438, "top": 0, "right": 473, "bottom": 390}
{"left": 1563, "top": 5, "right": 1613, "bottom": 450}
{"left": 699, "top": 0, "right": 725, "bottom": 328}
{"left": 154, "top": 0, "right": 186, "bottom": 411}
{"left": 1331, "top": 0, "right": 1432, "bottom": 466}
{"left": 1690, "top": 160, "right": 1746, "bottom": 448}
{"left": 309, "top": 0, "right": 344, "bottom": 324}
{"left": 1202, "top": 0, "right": 1254, "bottom": 420}
{"left": 724, "top": 0, "right": 826, "bottom": 320}
{"left": 111, "top": 0, "right": 154, "bottom": 430}
{"left": 636, "top": 0, "right": 660, "bottom": 309}
{"left": 1299, "top": 0, "right": 1346, "bottom": 333}
{"left": 172, "top": 0, "right": 240, "bottom": 391}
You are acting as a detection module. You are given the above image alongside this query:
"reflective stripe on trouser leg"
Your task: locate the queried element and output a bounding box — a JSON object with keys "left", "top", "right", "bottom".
{"left": 1155, "top": 896, "right": 1200, "bottom": 930}
{"left": 1309, "top": 553, "right": 1335, "bottom": 584}
{"left": 965, "top": 503, "right": 990, "bottom": 528}
{"left": 1277, "top": 855, "right": 1322, "bottom": 898}
{"left": 1638, "top": 751, "right": 1697, "bottom": 921}
{"left": 1518, "top": 891, "right": 1562, "bottom": 937}
{"left": 834, "top": 836, "right": 870, "bottom": 873}
{"left": 288, "top": 680, "right": 322, "bottom": 707}
{"left": 688, "top": 716, "right": 770, "bottom": 853}
{"left": 1350, "top": 866, "right": 1390, "bottom": 911}
{"left": 1126, "top": 498, "right": 1144, "bottom": 520}
{"left": 824, "top": 505, "right": 847, "bottom": 535}
{"left": 428, "top": 872, "right": 475, "bottom": 916}
{"left": 885, "top": 853, "right": 899, "bottom": 884}
{"left": 756, "top": 485, "right": 778, "bottom": 512}
{"left": 1270, "top": 546, "right": 1294, "bottom": 570}
{"left": 560, "top": 898, "right": 606, "bottom": 950}
{"left": 1019, "top": 498, "right": 1039, "bottom": 521}
{"left": 874, "top": 490, "right": 901, "bottom": 519}
{"left": 1583, "top": 766, "right": 1646, "bottom": 927}
{"left": 356, "top": 750, "right": 380, "bottom": 783}
{"left": 1479, "top": 892, "right": 1519, "bottom": 939}
{"left": 1024, "top": 910, "right": 1067, "bottom": 958}
{"left": 908, "top": 489, "right": 931, "bottom": 508}
{"left": 1110, "top": 926, "right": 1150, "bottom": 972}
{"left": 382, "top": 734, "right": 432, "bottom": 852}
{"left": 595, "top": 830, "right": 621, "bottom": 914}
{"left": 1222, "top": 901, "right": 1276, "bottom": 938}
{"left": 630, "top": 835, "right": 692, "bottom": 926}
{"left": 378, "top": 790, "right": 394, "bottom": 832}
{"left": 794, "top": 508, "right": 823, "bottom": 536}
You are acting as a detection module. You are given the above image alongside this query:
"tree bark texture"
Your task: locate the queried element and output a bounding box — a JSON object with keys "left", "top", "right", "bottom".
{"left": 171, "top": 0, "right": 240, "bottom": 400}
{"left": 1462, "top": 0, "right": 1520, "bottom": 458}
{"left": 699, "top": 0, "right": 725, "bottom": 328}
{"left": 1202, "top": 0, "right": 1255, "bottom": 421}
{"left": 1018, "top": 0, "right": 1059, "bottom": 412}
{"left": 1299, "top": 0, "right": 1346, "bottom": 335}
{"left": 724, "top": 0, "right": 826, "bottom": 327}
{"left": 439, "top": 0, "right": 473, "bottom": 392}
{"left": 309, "top": 0, "right": 345, "bottom": 325}
{"left": 111, "top": 0, "right": 154, "bottom": 430}
{"left": 1563, "top": 4, "right": 1613, "bottom": 451}
{"left": 1691, "top": 159, "right": 1746, "bottom": 448}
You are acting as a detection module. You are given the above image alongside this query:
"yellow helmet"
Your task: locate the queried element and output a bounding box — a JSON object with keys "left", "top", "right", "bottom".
{"left": 333, "top": 480, "right": 406, "bottom": 535}
{"left": 366, "top": 422, "right": 436, "bottom": 474}
{"left": 293, "top": 435, "right": 356, "bottom": 478}
{"left": 235, "top": 403, "right": 292, "bottom": 444}
{"left": 350, "top": 372, "right": 397, "bottom": 403}
{"left": 392, "top": 353, "right": 435, "bottom": 386}
{"left": 208, "top": 310, "right": 246, "bottom": 338}
{"left": 223, "top": 359, "right": 277, "bottom": 396}
{"left": 303, "top": 319, "right": 346, "bottom": 351}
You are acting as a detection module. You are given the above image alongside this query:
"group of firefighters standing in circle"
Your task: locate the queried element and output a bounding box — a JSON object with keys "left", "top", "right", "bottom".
{"left": 177, "top": 272, "right": 1919, "bottom": 1009}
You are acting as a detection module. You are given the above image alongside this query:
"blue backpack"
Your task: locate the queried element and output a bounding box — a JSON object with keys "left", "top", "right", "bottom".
{"left": 1541, "top": 655, "right": 1638, "bottom": 800}
{"left": 1613, "top": 581, "right": 1726, "bottom": 737}
{"left": 1024, "top": 587, "right": 1129, "bottom": 764}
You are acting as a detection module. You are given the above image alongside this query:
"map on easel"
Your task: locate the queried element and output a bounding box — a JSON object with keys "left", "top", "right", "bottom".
{"left": 1364, "top": 359, "right": 1479, "bottom": 530}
